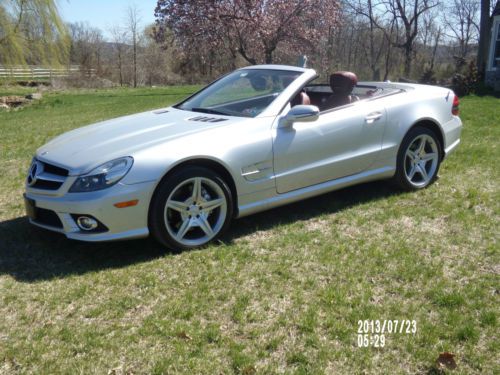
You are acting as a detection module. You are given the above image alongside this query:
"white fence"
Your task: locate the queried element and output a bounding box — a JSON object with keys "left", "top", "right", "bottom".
{"left": 0, "top": 66, "right": 90, "bottom": 79}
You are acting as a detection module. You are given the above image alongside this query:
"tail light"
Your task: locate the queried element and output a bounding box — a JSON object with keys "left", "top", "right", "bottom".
{"left": 452, "top": 95, "right": 459, "bottom": 116}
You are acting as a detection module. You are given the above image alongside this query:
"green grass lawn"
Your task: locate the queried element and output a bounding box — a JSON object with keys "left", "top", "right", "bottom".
{"left": 0, "top": 87, "right": 498, "bottom": 374}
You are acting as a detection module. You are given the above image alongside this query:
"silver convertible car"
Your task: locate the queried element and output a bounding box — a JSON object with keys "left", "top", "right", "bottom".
{"left": 24, "top": 65, "right": 462, "bottom": 250}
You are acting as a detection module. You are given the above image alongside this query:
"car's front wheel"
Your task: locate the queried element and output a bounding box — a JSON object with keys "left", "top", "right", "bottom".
{"left": 393, "top": 126, "right": 442, "bottom": 191}
{"left": 149, "top": 166, "right": 233, "bottom": 250}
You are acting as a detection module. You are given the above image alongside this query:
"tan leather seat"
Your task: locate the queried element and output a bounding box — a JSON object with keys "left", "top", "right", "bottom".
{"left": 323, "top": 71, "right": 358, "bottom": 109}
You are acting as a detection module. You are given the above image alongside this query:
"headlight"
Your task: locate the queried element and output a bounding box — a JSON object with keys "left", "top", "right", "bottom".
{"left": 69, "top": 157, "right": 133, "bottom": 193}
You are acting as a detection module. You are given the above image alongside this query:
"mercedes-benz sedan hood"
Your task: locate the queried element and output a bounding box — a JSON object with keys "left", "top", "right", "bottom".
{"left": 36, "top": 107, "right": 238, "bottom": 175}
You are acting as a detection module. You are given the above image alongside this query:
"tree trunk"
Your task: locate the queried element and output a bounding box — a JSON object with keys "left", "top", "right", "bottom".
{"left": 403, "top": 43, "right": 412, "bottom": 78}
{"left": 118, "top": 54, "right": 123, "bottom": 86}
{"left": 383, "top": 22, "right": 396, "bottom": 81}
{"left": 367, "top": 0, "right": 381, "bottom": 81}
{"left": 237, "top": 48, "right": 257, "bottom": 65}
{"left": 133, "top": 33, "right": 137, "bottom": 88}
{"left": 383, "top": 46, "right": 392, "bottom": 81}
{"left": 477, "top": 0, "right": 491, "bottom": 77}
{"left": 430, "top": 28, "right": 441, "bottom": 71}
{"left": 265, "top": 49, "right": 273, "bottom": 64}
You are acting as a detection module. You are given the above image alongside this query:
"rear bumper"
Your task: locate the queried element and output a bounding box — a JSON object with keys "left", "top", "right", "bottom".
{"left": 444, "top": 139, "right": 460, "bottom": 156}
{"left": 443, "top": 116, "right": 462, "bottom": 158}
{"left": 25, "top": 180, "right": 156, "bottom": 241}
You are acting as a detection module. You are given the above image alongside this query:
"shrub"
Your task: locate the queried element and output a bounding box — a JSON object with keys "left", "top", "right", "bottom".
{"left": 451, "top": 60, "right": 478, "bottom": 96}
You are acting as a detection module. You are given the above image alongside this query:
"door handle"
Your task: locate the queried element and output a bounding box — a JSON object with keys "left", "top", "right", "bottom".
{"left": 365, "top": 112, "right": 383, "bottom": 123}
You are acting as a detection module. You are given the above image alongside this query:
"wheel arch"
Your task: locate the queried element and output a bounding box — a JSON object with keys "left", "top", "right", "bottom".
{"left": 150, "top": 158, "right": 239, "bottom": 218}
{"left": 406, "top": 118, "right": 445, "bottom": 159}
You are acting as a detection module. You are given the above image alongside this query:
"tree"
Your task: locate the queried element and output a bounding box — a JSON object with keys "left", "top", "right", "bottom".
{"left": 141, "top": 25, "right": 171, "bottom": 85}
{"left": 443, "top": 0, "right": 479, "bottom": 63}
{"left": 353, "top": 0, "right": 438, "bottom": 78}
{"left": 477, "top": 0, "right": 491, "bottom": 76}
{"left": 348, "top": 1, "right": 394, "bottom": 80}
{"left": 0, "top": 0, "right": 69, "bottom": 66}
{"left": 154, "top": 0, "right": 340, "bottom": 65}
{"left": 413, "top": 7, "right": 442, "bottom": 82}
{"left": 68, "top": 22, "right": 104, "bottom": 76}
{"left": 110, "top": 25, "right": 128, "bottom": 86}
{"left": 364, "top": 0, "right": 385, "bottom": 80}
{"left": 126, "top": 5, "right": 141, "bottom": 87}
{"left": 424, "top": 12, "right": 442, "bottom": 72}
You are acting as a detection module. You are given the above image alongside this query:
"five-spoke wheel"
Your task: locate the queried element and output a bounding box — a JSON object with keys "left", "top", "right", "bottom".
{"left": 149, "top": 167, "right": 233, "bottom": 250}
{"left": 394, "top": 126, "right": 442, "bottom": 190}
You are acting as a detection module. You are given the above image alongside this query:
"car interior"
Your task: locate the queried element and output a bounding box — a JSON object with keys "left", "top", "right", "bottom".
{"left": 290, "top": 71, "right": 405, "bottom": 113}
{"left": 182, "top": 70, "right": 400, "bottom": 118}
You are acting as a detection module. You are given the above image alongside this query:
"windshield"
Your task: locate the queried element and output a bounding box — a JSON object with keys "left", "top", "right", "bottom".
{"left": 176, "top": 69, "right": 301, "bottom": 118}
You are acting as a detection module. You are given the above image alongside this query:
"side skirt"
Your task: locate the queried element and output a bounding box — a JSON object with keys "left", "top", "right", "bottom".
{"left": 237, "top": 166, "right": 395, "bottom": 218}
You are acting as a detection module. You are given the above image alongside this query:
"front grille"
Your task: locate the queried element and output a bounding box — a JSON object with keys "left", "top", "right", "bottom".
{"left": 34, "top": 207, "right": 63, "bottom": 228}
{"left": 42, "top": 163, "right": 69, "bottom": 177}
{"left": 27, "top": 159, "right": 69, "bottom": 191}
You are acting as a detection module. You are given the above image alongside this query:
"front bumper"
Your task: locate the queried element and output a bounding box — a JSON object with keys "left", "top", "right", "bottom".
{"left": 24, "top": 180, "right": 157, "bottom": 241}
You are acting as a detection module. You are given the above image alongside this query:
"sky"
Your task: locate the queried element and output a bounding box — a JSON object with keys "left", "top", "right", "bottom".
{"left": 57, "top": 0, "right": 158, "bottom": 39}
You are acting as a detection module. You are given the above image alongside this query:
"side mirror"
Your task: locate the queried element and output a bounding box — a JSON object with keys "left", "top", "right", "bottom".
{"left": 279, "top": 105, "right": 320, "bottom": 128}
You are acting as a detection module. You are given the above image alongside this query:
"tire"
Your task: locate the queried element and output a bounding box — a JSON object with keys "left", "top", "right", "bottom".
{"left": 149, "top": 166, "right": 234, "bottom": 251}
{"left": 393, "top": 126, "right": 442, "bottom": 191}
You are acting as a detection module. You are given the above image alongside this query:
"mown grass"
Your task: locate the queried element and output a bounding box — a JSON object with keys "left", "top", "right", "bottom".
{"left": 0, "top": 88, "right": 498, "bottom": 374}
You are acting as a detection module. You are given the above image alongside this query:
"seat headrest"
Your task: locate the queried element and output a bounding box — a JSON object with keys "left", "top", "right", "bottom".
{"left": 330, "top": 71, "right": 358, "bottom": 95}
{"left": 249, "top": 75, "right": 268, "bottom": 91}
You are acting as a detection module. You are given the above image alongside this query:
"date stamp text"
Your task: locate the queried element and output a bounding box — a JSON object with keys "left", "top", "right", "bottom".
{"left": 357, "top": 319, "right": 417, "bottom": 347}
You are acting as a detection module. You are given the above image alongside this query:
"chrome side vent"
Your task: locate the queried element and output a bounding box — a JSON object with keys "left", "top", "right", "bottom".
{"left": 188, "top": 116, "right": 228, "bottom": 123}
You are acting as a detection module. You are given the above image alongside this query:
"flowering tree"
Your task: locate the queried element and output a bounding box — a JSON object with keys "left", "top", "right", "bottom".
{"left": 154, "top": 0, "right": 340, "bottom": 65}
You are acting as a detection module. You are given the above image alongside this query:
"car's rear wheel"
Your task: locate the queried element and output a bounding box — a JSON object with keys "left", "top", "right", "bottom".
{"left": 149, "top": 166, "right": 233, "bottom": 250}
{"left": 393, "top": 126, "right": 442, "bottom": 191}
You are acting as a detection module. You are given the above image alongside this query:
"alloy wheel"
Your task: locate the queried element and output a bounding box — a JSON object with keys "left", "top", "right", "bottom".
{"left": 163, "top": 177, "right": 228, "bottom": 247}
{"left": 404, "top": 134, "right": 439, "bottom": 187}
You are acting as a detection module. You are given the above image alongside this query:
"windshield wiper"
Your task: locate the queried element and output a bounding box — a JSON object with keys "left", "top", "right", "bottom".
{"left": 190, "top": 107, "right": 229, "bottom": 116}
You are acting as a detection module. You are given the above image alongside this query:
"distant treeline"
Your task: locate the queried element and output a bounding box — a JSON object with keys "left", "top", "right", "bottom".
{"left": 1, "top": 0, "right": 497, "bottom": 90}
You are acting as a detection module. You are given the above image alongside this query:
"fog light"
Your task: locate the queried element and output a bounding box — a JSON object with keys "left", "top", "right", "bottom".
{"left": 76, "top": 216, "right": 98, "bottom": 231}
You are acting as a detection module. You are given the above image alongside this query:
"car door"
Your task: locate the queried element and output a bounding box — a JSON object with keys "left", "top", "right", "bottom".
{"left": 272, "top": 101, "right": 387, "bottom": 193}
